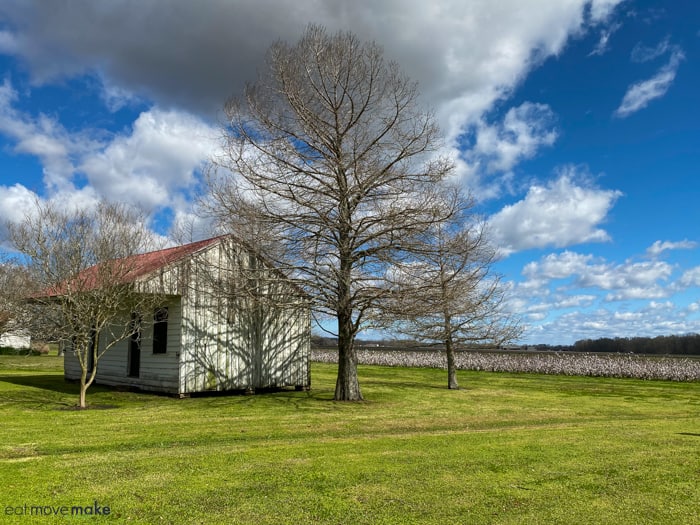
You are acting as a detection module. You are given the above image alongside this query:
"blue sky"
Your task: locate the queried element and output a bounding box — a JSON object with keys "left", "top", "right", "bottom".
{"left": 0, "top": 0, "right": 698, "bottom": 344}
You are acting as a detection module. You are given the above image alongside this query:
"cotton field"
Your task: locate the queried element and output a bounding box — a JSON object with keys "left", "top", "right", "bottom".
{"left": 311, "top": 348, "right": 700, "bottom": 382}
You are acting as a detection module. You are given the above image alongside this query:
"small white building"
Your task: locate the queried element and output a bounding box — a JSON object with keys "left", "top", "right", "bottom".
{"left": 63, "top": 235, "right": 311, "bottom": 395}
{"left": 0, "top": 331, "right": 31, "bottom": 349}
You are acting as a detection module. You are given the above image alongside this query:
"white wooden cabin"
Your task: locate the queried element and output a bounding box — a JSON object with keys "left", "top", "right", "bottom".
{"left": 63, "top": 235, "right": 311, "bottom": 395}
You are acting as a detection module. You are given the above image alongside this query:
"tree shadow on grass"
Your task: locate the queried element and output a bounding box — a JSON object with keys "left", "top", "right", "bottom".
{"left": 0, "top": 373, "right": 77, "bottom": 395}
{"left": 0, "top": 373, "right": 116, "bottom": 409}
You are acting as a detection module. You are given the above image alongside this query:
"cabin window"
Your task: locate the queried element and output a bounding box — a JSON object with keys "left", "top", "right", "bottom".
{"left": 153, "top": 307, "right": 168, "bottom": 354}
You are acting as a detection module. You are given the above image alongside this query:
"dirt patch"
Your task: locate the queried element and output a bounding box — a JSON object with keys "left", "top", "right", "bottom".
{"left": 57, "top": 404, "right": 120, "bottom": 411}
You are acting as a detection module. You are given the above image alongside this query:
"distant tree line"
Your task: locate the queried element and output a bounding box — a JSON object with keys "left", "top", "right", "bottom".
{"left": 313, "top": 334, "right": 700, "bottom": 355}
{"left": 570, "top": 335, "right": 700, "bottom": 355}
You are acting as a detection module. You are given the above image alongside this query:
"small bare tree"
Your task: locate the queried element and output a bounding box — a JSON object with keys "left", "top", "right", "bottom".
{"left": 8, "top": 199, "right": 163, "bottom": 408}
{"left": 382, "top": 186, "right": 521, "bottom": 389}
{"left": 209, "top": 25, "right": 453, "bottom": 401}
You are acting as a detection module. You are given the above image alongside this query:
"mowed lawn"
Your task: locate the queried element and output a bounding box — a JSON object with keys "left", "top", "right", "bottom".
{"left": 0, "top": 355, "right": 698, "bottom": 524}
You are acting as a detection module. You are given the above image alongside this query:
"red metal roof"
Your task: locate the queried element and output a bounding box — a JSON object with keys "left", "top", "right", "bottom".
{"left": 118, "top": 235, "right": 226, "bottom": 282}
{"left": 42, "top": 235, "right": 227, "bottom": 297}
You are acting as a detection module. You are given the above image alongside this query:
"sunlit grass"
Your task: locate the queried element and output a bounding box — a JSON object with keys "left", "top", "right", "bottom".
{"left": 0, "top": 355, "right": 698, "bottom": 524}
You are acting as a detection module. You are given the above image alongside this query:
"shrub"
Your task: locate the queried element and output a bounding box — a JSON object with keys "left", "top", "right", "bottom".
{"left": 0, "top": 346, "right": 40, "bottom": 356}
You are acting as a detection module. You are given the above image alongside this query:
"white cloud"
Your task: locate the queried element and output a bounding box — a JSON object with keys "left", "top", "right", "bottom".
{"left": 510, "top": 248, "right": 684, "bottom": 339}
{"left": 631, "top": 37, "right": 671, "bottom": 63}
{"left": 462, "top": 102, "right": 557, "bottom": 179}
{"left": 0, "top": 183, "right": 38, "bottom": 226}
{"left": 680, "top": 267, "right": 700, "bottom": 288}
{"left": 519, "top": 302, "right": 700, "bottom": 345}
{"left": 0, "top": 78, "right": 84, "bottom": 192}
{"left": 0, "top": 1, "right": 625, "bottom": 139}
{"left": 525, "top": 293, "right": 597, "bottom": 318}
{"left": 0, "top": 80, "right": 218, "bottom": 231}
{"left": 0, "top": 1, "right": 630, "bottom": 241}
{"left": 588, "top": 22, "right": 621, "bottom": 56}
{"left": 99, "top": 81, "right": 143, "bottom": 113}
{"left": 489, "top": 169, "right": 622, "bottom": 255}
{"left": 615, "top": 48, "right": 684, "bottom": 117}
{"left": 589, "top": 0, "right": 623, "bottom": 22}
{"left": 646, "top": 239, "right": 697, "bottom": 258}
{"left": 523, "top": 251, "right": 596, "bottom": 280}
{"left": 579, "top": 260, "right": 674, "bottom": 292}
{"left": 79, "top": 108, "right": 218, "bottom": 212}
{"left": 506, "top": 242, "right": 700, "bottom": 344}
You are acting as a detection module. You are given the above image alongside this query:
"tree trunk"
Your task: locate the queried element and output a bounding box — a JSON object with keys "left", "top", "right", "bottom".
{"left": 79, "top": 380, "right": 88, "bottom": 409}
{"left": 334, "top": 266, "right": 363, "bottom": 401}
{"left": 445, "top": 335, "right": 459, "bottom": 390}
{"left": 334, "top": 192, "right": 363, "bottom": 401}
{"left": 78, "top": 335, "right": 99, "bottom": 409}
{"left": 79, "top": 365, "right": 89, "bottom": 409}
{"left": 335, "top": 323, "right": 362, "bottom": 401}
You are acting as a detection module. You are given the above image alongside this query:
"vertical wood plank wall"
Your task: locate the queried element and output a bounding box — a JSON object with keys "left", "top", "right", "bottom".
{"left": 64, "top": 238, "right": 311, "bottom": 395}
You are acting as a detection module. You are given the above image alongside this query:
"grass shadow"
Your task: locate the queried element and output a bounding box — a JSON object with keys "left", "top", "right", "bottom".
{"left": 0, "top": 373, "right": 118, "bottom": 409}
{"left": 0, "top": 373, "right": 77, "bottom": 395}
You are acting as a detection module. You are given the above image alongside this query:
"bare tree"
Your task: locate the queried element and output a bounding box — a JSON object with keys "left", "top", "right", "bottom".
{"left": 0, "top": 258, "right": 36, "bottom": 344}
{"left": 382, "top": 185, "right": 521, "bottom": 389}
{"left": 8, "top": 199, "right": 163, "bottom": 408}
{"left": 208, "top": 25, "right": 453, "bottom": 400}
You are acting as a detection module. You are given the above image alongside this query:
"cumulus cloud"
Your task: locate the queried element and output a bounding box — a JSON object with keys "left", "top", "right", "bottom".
{"left": 0, "top": 80, "right": 217, "bottom": 230}
{"left": 646, "top": 239, "right": 698, "bottom": 258}
{"left": 80, "top": 108, "right": 218, "bottom": 212}
{"left": 0, "top": 78, "right": 89, "bottom": 192}
{"left": 488, "top": 169, "right": 622, "bottom": 255}
{"left": 679, "top": 267, "right": 700, "bottom": 288}
{"left": 0, "top": 0, "right": 630, "bottom": 239}
{"left": 506, "top": 242, "right": 700, "bottom": 344}
{"left": 523, "top": 251, "right": 596, "bottom": 281}
{"left": 579, "top": 260, "right": 674, "bottom": 294}
{"left": 523, "top": 304, "right": 700, "bottom": 344}
{"left": 462, "top": 102, "right": 557, "bottom": 183}
{"left": 0, "top": 183, "right": 38, "bottom": 229}
{"left": 614, "top": 47, "right": 684, "bottom": 118}
{"left": 588, "top": 0, "right": 624, "bottom": 22}
{"left": 0, "top": 0, "right": 624, "bottom": 137}
{"left": 519, "top": 250, "right": 675, "bottom": 302}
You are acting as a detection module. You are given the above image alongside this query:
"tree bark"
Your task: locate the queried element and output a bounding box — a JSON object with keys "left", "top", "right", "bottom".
{"left": 334, "top": 332, "right": 363, "bottom": 401}
{"left": 445, "top": 335, "right": 459, "bottom": 390}
{"left": 334, "top": 246, "right": 363, "bottom": 401}
{"left": 79, "top": 366, "right": 88, "bottom": 409}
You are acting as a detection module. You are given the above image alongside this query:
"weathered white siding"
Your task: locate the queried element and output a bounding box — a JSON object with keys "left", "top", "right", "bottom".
{"left": 178, "top": 240, "right": 310, "bottom": 394}
{"left": 63, "top": 340, "right": 81, "bottom": 379}
{"left": 64, "top": 297, "right": 182, "bottom": 393}
{"left": 63, "top": 236, "right": 311, "bottom": 396}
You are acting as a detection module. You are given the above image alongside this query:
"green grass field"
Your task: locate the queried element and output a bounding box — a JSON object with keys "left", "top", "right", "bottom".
{"left": 0, "top": 355, "right": 698, "bottom": 524}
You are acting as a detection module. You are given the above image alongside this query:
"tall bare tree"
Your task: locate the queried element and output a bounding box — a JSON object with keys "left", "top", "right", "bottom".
{"left": 382, "top": 185, "right": 521, "bottom": 389}
{"left": 208, "top": 25, "right": 453, "bottom": 401}
{"left": 8, "top": 199, "right": 163, "bottom": 408}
